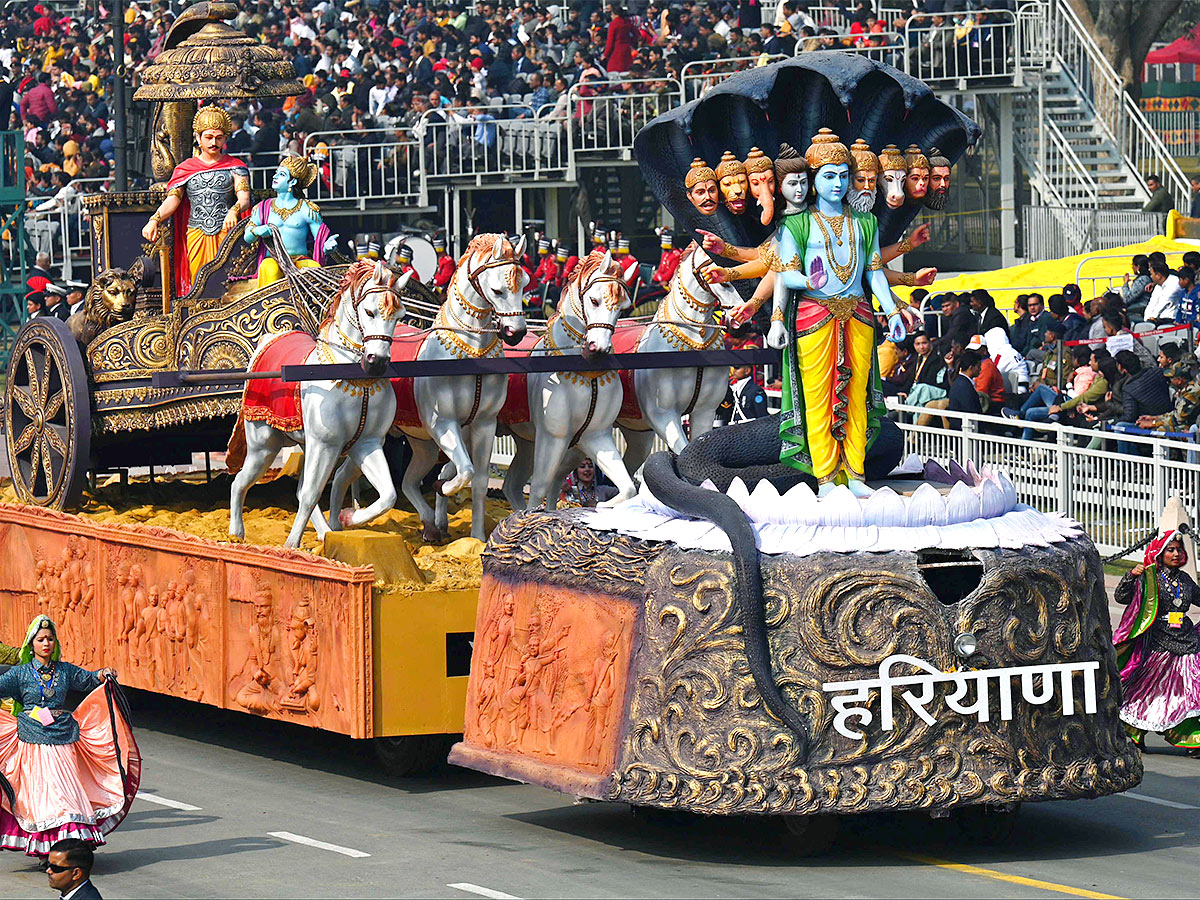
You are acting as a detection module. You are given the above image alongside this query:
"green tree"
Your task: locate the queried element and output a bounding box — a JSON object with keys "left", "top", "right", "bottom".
{"left": 1068, "top": 0, "right": 1183, "bottom": 94}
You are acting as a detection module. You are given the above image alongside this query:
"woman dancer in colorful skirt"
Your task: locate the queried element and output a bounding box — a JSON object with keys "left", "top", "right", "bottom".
{"left": 0, "top": 616, "right": 140, "bottom": 857}
{"left": 1114, "top": 530, "right": 1200, "bottom": 755}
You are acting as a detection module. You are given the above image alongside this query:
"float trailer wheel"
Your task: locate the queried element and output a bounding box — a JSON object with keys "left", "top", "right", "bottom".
{"left": 373, "top": 734, "right": 453, "bottom": 777}
{"left": 4, "top": 317, "right": 90, "bottom": 510}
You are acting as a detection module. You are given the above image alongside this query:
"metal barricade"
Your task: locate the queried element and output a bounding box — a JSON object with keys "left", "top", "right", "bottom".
{"left": 415, "top": 105, "right": 568, "bottom": 191}
{"left": 903, "top": 9, "right": 1020, "bottom": 87}
{"left": 815, "top": 33, "right": 905, "bottom": 66}
{"left": 889, "top": 400, "right": 1198, "bottom": 557}
{"left": 292, "top": 129, "right": 422, "bottom": 209}
{"left": 566, "top": 79, "right": 681, "bottom": 176}
{"left": 680, "top": 55, "right": 786, "bottom": 101}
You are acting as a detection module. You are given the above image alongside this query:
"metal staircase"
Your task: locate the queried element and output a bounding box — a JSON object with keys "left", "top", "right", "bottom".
{"left": 1010, "top": 0, "right": 1187, "bottom": 212}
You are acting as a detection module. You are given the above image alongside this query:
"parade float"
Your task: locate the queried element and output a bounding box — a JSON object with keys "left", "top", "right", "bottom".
{"left": 449, "top": 55, "right": 1143, "bottom": 845}
{"left": 0, "top": 3, "right": 479, "bottom": 772}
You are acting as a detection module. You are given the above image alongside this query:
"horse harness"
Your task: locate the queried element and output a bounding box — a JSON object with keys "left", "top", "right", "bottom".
{"left": 324, "top": 273, "right": 403, "bottom": 460}
{"left": 654, "top": 252, "right": 723, "bottom": 418}
{"left": 435, "top": 250, "right": 525, "bottom": 427}
{"left": 541, "top": 265, "right": 629, "bottom": 448}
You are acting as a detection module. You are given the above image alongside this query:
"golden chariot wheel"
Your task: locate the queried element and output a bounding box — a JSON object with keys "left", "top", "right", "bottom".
{"left": 4, "top": 317, "right": 91, "bottom": 510}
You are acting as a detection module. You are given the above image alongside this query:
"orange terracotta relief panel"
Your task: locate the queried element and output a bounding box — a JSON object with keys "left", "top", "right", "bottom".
{"left": 464, "top": 575, "right": 637, "bottom": 774}
{"left": 0, "top": 504, "right": 375, "bottom": 738}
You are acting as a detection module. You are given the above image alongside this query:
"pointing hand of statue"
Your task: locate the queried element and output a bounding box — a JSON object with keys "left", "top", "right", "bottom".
{"left": 915, "top": 267, "right": 938, "bottom": 286}
{"left": 887, "top": 312, "right": 906, "bottom": 343}
{"left": 324, "top": 233, "right": 340, "bottom": 252}
{"left": 696, "top": 229, "right": 725, "bottom": 256}
{"left": 911, "top": 223, "right": 931, "bottom": 247}
{"left": 807, "top": 256, "right": 827, "bottom": 291}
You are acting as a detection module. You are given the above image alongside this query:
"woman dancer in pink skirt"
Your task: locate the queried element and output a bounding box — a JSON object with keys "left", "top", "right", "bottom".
{"left": 1114, "top": 530, "right": 1200, "bottom": 754}
{"left": 0, "top": 616, "right": 140, "bottom": 857}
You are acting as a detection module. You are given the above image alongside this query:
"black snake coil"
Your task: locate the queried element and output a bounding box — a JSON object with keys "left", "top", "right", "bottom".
{"left": 641, "top": 415, "right": 903, "bottom": 757}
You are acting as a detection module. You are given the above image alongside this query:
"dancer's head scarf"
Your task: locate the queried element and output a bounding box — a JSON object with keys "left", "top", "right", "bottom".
{"left": 18, "top": 615, "right": 61, "bottom": 667}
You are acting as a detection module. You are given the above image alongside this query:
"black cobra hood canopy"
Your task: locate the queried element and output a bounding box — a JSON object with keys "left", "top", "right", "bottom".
{"left": 634, "top": 53, "right": 982, "bottom": 249}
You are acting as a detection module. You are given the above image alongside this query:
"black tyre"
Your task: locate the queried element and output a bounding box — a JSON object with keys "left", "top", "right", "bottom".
{"left": 780, "top": 814, "right": 840, "bottom": 856}
{"left": 4, "top": 317, "right": 90, "bottom": 509}
{"left": 373, "top": 734, "right": 450, "bottom": 777}
{"left": 957, "top": 803, "right": 1020, "bottom": 845}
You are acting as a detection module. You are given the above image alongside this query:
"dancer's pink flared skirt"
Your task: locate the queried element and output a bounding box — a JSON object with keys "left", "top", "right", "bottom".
{"left": 0, "top": 685, "right": 140, "bottom": 856}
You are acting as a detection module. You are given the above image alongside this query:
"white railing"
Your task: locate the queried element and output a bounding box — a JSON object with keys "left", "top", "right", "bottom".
{"left": 295, "top": 129, "right": 421, "bottom": 208}
{"left": 680, "top": 55, "right": 787, "bottom": 101}
{"left": 903, "top": 9, "right": 1020, "bottom": 87}
{"left": 1073, "top": 248, "right": 1189, "bottom": 297}
{"left": 889, "top": 401, "right": 1200, "bottom": 557}
{"left": 1048, "top": 0, "right": 1189, "bottom": 207}
{"left": 1017, "top": 0, "right": 1050, "bottom": 69}
{"left": 21, "top": 177, "right": 106, "bottom": 280}
{"left": 816, "top": 34, "right": 905, "bottom": 66}
{"left": 1023, "top": 205, "right": 1166, "bottom": 261}
{"left": 566, "top": 78, "right": 681, "bottom": 174}
{"left": 1143, "top": 109, "right": 1200, "bottom": 158}
{"left": 414, "top": 105, "right": 567, "bottom": 192}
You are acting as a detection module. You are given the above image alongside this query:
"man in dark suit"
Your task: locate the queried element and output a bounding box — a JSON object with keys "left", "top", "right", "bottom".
{"left": 47, "top": 839, "right": 103, "bottom": 899}
{"left": 716, "top": 364, "right": 769, "bottom": 425}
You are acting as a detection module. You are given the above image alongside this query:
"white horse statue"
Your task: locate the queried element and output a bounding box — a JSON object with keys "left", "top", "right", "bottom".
{"left": 370, "top": 233, "right": 529, "bottom": 543}
{"left": 501, "top": 249, "right": 634, "bottom": 510}
{"left": 617, "top": 243, "right": 742, "bottom": 473}
{"left": 228, "top": 260, "right": 411, "bottom": 548}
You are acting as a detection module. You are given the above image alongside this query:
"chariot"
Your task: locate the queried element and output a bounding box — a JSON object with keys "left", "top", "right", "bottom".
{"left": 2, "top": 3, "right": 435, "bottom": 511}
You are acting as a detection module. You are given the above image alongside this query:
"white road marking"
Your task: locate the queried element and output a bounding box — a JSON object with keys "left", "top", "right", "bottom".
{"left": 447, "top": 884, "right": 522, "bottom": 900}
{"left": 267, "top": 831, "right": 371, "bottom": 858}
{"left": 1121, "top": 791, "right": 1199, "bottom": 810}
{"left": 136, "top": 792, "right": 202, "bottom": 812}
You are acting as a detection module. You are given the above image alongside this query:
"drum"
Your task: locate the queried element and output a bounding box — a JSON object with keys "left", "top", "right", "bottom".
{"left": 383, "top": 234, "right": 438, "bottom": 282}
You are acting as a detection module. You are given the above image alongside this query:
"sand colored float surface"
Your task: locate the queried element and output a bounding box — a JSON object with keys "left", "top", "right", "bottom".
{"left": 0, "top": 476, "right": 508, "bottom": 595}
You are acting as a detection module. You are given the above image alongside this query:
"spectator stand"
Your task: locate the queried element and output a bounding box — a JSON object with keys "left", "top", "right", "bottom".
{"left": 0, "top": 130, "right": 28, "bottom": 369}
{"left": 679, "top": 56, "right": 788, "bottom": 102}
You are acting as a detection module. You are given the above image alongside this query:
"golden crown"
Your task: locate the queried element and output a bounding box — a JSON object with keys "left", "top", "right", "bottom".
{"left": 280, "top": 154, "right": 317, "bottom": 190}
{"left": 877, "top": 143, "right": 906, "bottom": 172}
{"left": 715, "top": 150, "right": 746, "bottom": 179}
{"left": 849, "top": 138, "right": 880, "bottom": 175}
{"left": 904, "top": 144, "right": 931, "bottom": 171}
{"left": 744, "top": 146, "right": 774, "bottom": 174}
{"left": 804, "top": 128, "right": 851, "bottom": 170}
{"left": 684, "top": 157, "right": 717, "bottom": 189}
{"left": 193, "top": 105, "right": 234, "bottom": 136}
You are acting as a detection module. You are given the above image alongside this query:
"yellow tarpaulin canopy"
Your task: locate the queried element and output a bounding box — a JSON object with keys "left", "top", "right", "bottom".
{"left": 897, "top": 233, "right": 1200, "bottom": 310}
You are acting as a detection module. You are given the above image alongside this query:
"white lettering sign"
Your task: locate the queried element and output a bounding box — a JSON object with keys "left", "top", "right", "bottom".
{"left": 822, "top": 654, "right": 1099, "bottom": 740}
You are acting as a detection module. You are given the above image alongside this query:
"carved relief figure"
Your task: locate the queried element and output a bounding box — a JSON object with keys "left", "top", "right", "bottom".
{"left": 280, "top": 598, "right": 320, "bottom": 713}
{"left": 132, "top": 584, "right": 167, "bottom": 681}
{"left": 583, "top": 633, "right": 619, "bottom": 764}
{"left": 521, "top": 610, "right": 571, "bottom": 755}
{"left": 235, "top": 585, "right": 278, "bottom": 715}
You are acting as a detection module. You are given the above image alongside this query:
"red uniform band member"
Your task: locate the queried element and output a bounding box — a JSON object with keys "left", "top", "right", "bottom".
{"left": 432, "top": 236, "right": 456, "bottom": 290}
{"left": 653, "top": 231, "right": 682, "bottom": 286}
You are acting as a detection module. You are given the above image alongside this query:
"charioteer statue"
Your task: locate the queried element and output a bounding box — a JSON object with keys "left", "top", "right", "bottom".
{"left": 243, "top": 155, "right": 337, "bottom": 288}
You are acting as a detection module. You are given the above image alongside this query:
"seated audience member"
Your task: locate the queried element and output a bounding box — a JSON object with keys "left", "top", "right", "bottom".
{"left": 1122, "top": 253, "right": 1153, "bottom": 321}
{"left": 1013, "top": 291, "right": 1048, "bottom": 355}
{"left": 1049, "top": 294, "right": 1088, "bottom": 342}
{"left": 1102, "top": 312, "right": 1157, "bottom": 370}
{"left": 1145, "top": 260, "right": 1183, "bottom": 325}
{"left": 970, "top": 288, "right": 1008, "bottom": 337}
{"left": 1175, "top": 266, "right": 1199, "bottom": 327}
{"left": 945, "top": 348, "right": 984, "bottom": 427}
{"left": 1137, "top": 359, "right": 1200, "bottom": 437}
{"left": 1112, "top": 349, "right": 1172, "bottom": 455}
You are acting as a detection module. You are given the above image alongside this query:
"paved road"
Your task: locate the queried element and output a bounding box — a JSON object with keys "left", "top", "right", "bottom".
{"left": 0, "top": 684, "right": 1196, "bottom": 900}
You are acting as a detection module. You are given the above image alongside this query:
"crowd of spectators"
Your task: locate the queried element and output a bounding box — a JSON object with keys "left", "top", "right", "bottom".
{"left": 879, "top": 249, "right": 1200, "bottom": 454}
{"left": 1, "top": 0, "right": 1020, "bottom": 281}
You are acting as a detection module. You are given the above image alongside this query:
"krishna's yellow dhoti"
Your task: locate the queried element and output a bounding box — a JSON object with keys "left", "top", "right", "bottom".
{"left": 785, "top": 295, "right": 876, "bottom": 482}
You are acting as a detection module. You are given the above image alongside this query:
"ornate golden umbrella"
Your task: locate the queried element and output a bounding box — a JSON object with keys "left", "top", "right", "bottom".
{"left": 133, "top": 2, "right": 305, "bottom": 179}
